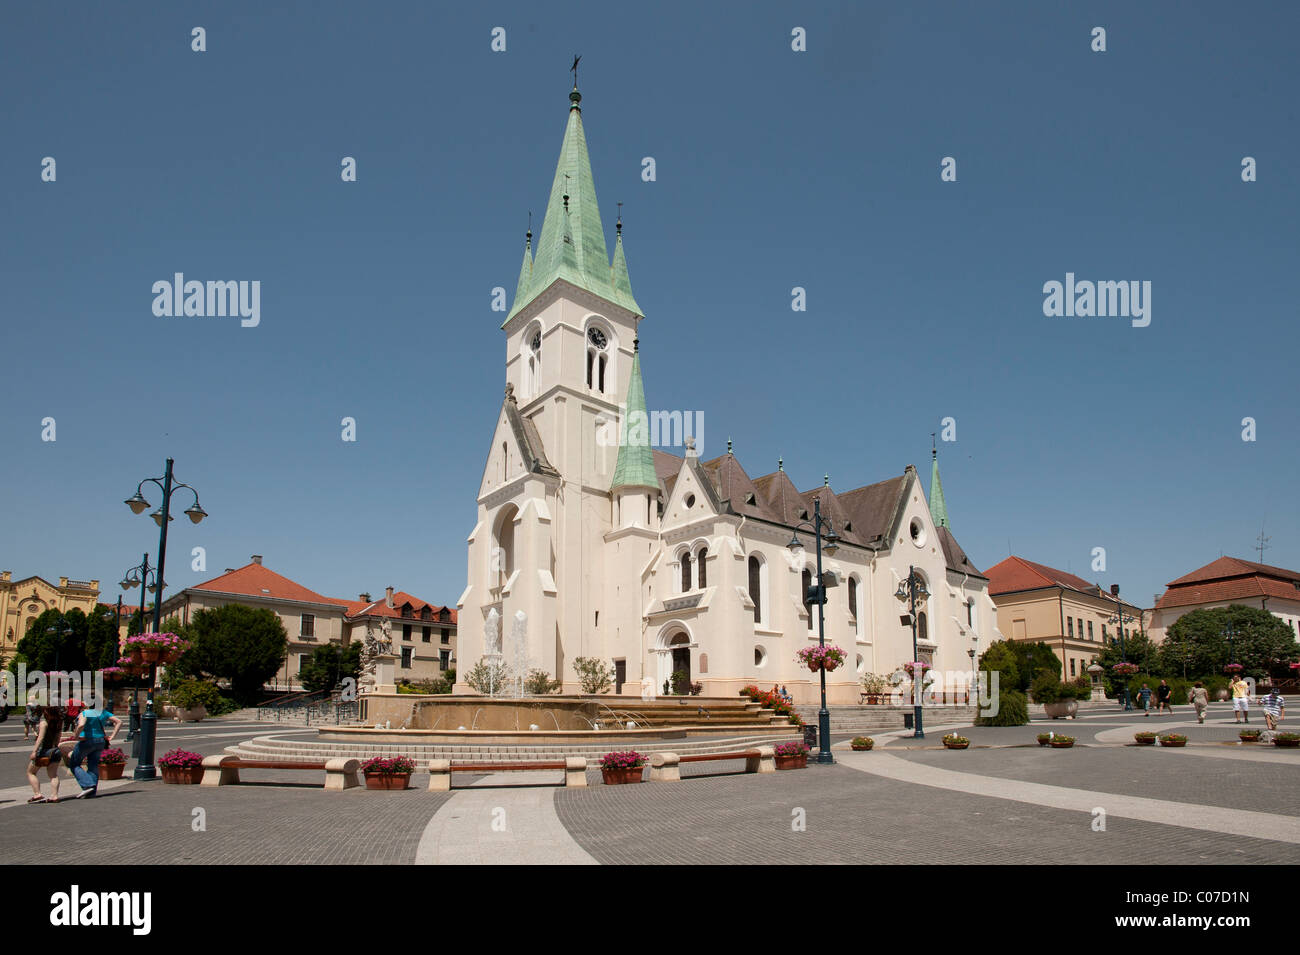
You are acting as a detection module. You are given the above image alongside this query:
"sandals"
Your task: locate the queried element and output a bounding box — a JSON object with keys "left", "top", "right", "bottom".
{"left": 27, "top": 794, "right": 45, "bottom": 804}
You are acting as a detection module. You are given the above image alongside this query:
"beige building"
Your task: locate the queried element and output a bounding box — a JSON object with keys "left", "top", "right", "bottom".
{"left": 157, "top": 557, "right": 457, "bottom": 691}
{"left": 986, "top": 556, "right": 1146, "bottom": 679}
{"left": 0, "top": 571, "right": 101, "bottom": 658}
{"left": 457, "top": 83, "right": 996, "bottom": 704}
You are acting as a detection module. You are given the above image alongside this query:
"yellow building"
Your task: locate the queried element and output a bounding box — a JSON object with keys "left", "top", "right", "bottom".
{"left": 986, "top": 556, "right": 1146, "bottom": 680}
{"left": 0, "top": 571, "right": 102, "bottom": 658}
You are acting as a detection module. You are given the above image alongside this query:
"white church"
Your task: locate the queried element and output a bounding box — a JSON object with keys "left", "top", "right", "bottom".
{"left": 456, "top": 82, "right": 996, "bottom": 704}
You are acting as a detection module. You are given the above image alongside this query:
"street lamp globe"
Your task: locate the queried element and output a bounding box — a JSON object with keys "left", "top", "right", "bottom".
{"left": 184, "top": 502, "right": 207, "bottom": 524}
{"left": 125, "top": 492, "right": 150, "bottom": 514}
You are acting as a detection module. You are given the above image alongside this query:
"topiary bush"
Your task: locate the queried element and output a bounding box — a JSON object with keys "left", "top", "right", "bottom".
{"left": 168, "top": 679, "right": 223, "bottom": 712}
{"left": 975, "top": 689, "right": 1029, "bottom": 726}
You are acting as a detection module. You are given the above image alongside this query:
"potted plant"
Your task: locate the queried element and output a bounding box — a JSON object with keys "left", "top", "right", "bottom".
{"left": 860, "top": 672, "right": 889, "bottom": 704}
{"left": 1273, "top": 732, "right": 1300, "bottom": 749}
{"left": 1032, "top": 674, "right": 1083, "bottom": 719}
{"left": 942, "top": 734, "right": 970, "bottom": 750}
{"left": 1049, "top": 735, "right": 1076, "bottom": 748}
{"left": 124, "top": 632, "right": 191, "bottom": 667}
{"left": 850, "top": 736, "right": 874, "bottom": 751}
{"left": 1134, "top": 731, "right": 1157, "bottom": 746}
{"left": 157, "top": 748, "right": 204, "bottom": 784}
{"left": 599, "top": 751, "right": 646, "bottom": 784}
{"left": 101, "top": 666, "right": 127, "bottom": 684}
{"left": 796, "top": 645, "right": 847, "bottom": 673}
{"left": 1037, "top": 733, "right": 1054, "bottom": 746}
{"left": 1239, "top": 728, "right": 1263, "bottom": 742}
{"left": 1159, "top": 733, "right": 1188, "bottom": 748}
{"left": 99, "top": 747, "right": 127, "bottom": 780}
{"left": 773, "top": 741, "right": 809, "bottom": 769}
{"left": 361, "top": 756, "right": 415, "bottom": 790}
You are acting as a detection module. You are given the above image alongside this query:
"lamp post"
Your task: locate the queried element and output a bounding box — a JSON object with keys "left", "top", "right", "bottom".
{"left": 1108, "top": 584, "right": 1133, "bottom": 711}
{"left": 786, "top": 496, "right": 840, "bottom": 765}
{"left": 124, "top": 459, "right": 206, "bottom": 780}
{"left": 967, "top": 647, "right": 976, "bottom": 705}
{"left": 119, "top": 553, "right": 162, "bottom": 754}
{"left": 895, "top": 567, "right": 931, "bottom": 737}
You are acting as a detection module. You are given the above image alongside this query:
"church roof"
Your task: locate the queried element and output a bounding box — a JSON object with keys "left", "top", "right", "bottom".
{"left": 937, "top": 526, "right": 986, "bottom": 579}
{"left": 611, "top": 343, "right": 658, "bottom": 490}
{"left": 930, "top": 449, "right": 949, "bottom": 529}
{"left": 506, "top": 85, "right": 641, "bottom": 323}
{"left": 502, "top": 385, "right": 558, "bottom": 476}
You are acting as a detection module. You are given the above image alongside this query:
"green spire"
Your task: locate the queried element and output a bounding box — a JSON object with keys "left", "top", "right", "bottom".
{"left": 506, "top": 84, "right": 642, "bottom": 324}
{"left": 513, "top": 230, "right": 533, "bottom": 305}
{"left": 611, "top": 339, "right": 658, "bottom": 490}
{"left": 929, "top": 445, "right": 950, "bottom": 529}
{"left": 610, "top": 222, "right": 643, "bottom": 316}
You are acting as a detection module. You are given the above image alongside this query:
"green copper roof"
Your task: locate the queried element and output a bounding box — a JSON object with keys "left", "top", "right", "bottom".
{"left": 611, "top": 343, "right": 658, "bottom": 490}
{"left": 513, "top": 232, "right": 533, "bottom": 305}
{"left": 506, "top": 87, "right": 642, "bottom": 324}
{"left": 610, "top": 230, "right": 642, "bottom": 315}
{"left": 929, "top": 449, "right": 949, "bottom": 529}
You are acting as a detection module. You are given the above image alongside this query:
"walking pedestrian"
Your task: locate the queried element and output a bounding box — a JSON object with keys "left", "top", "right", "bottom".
{"left": 23, "top": 698, "right": 41, "bottom": 740}
{"left": 67, "top": 699, "right": 122, "bottom": 798}
{"left": 1190, "top": 681, "right": 1209, "bottom": 724}
{"left": 1138, "top": 683, "right": 1152, "bottom": 716}
{"left": 1231, "top": 674, "right": 1250, "bottom": 723}
{"left": 25, "top": 706, "right": 66, "bottom": 803}
{"left": 1156, "top": 680, "right": 1172, "bottom": 713}
{"left": 1258, "top": 685, "right": 1285, "bottom": 741}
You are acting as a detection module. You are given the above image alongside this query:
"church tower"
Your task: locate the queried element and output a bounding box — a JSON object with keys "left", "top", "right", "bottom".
{"left": 459, "top": 80, "right": 647, "bottom": 691}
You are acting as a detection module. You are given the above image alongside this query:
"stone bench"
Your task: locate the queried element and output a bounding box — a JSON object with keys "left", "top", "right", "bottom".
{"left": 201, "top": 755, "right": 361, "bottom": 790}
{"left": 427, "top": 757, "right": 587, "bottom": 791}
{"left": 650, "top": 746, "right": 774, "bottom": 782}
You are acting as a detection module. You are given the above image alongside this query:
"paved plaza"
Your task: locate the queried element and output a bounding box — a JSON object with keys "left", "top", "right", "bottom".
{"left": 1, "top": 704, "right": 1297, "bottom": 865}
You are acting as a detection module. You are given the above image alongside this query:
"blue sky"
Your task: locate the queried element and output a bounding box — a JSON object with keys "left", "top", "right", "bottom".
{"left": 2, "top": 1, "right": 1296, "bottom": 615}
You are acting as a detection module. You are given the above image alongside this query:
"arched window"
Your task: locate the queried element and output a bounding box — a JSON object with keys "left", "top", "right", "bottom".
{"left": 697, "top": 546, "right": 708, "bottom": 589}
{"left": 586, "top": 325, "right": 609, "bottom": 393}
{"left": 803, "top": 568, "right": 814, "bottom": 631}
{"left": 493, "top": 505, "right": 517, "bottom": 589}
{"left": 680, "top": 552, "right": 692, "bottom": 593}
{"left": 526, "top": 328, "right": 542, "bottom": 398}
{"left": 848, "top": 576, "right": 859, "bottom": 635}
{"left": 748, "top": 555, "right": 763, "bottom": 624}
{"left": 917, "top": 611, "right": 928, "bottom": 643}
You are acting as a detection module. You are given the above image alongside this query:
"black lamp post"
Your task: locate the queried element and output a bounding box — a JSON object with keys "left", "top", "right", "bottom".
{"left": 1108, "top": 583, "right": 1133, "bottom": 711}
{"left": 119, "top": 553, "right": 162, "bottom": 754}
{"left": 895, "top": 567, "right": 931, "bottom": 737}
{"left": 967, "top": 647, "right": 976, "bottom": 705}
{"left": 123, "top": 458, "right": 206, "bottom": 780}
{"left": 786, "top": 496, "right": 840, "bottom": 765}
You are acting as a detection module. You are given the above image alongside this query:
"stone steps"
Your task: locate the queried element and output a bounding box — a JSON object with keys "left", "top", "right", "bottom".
{"left": 224, "top": 731, "right": 802, "bottom": 763}
{"left": 793, "top": 704, "right": 979, "bottom": 733}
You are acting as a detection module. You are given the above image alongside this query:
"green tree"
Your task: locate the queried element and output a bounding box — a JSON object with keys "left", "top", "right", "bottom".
{"left": 1008, "top": 641, "right": 1061, "bottom": 691}
{"left": 1164, "top": 605, "right": 1298, "bottom": 680}
{"left": 978, "top": 640, "right": 1019, "bottom": 692}
{"left": 15, "top": 608, "right": 92, "bottom": 672}
{"left": 572, "top": 656, "right": 614, "bottom": 694}
{"left": 298, "top": 643, "right": 363, "bottom": 694}
{"left": 172, "top": 604, "right": 288, "bottom": 704}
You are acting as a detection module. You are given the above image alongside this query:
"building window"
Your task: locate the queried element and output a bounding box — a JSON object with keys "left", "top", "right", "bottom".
{"left": 1087, "top": 620, "right": 1094, "bottom": 640}
{"left": 401, "top": 647, "right": 412, "bottom": 668}
{"left": 1068, "top": 618, "right": 1074, "bottom": 638}
{"left": 918, "top": 612, "right": 928, "bottom": 642}
{"left": 441, "top": 628, "right": 450, "bottom": 644}
{"left": 1070, "top": 659, "right": 1076, "bottom": 677}
{"left": 681, "top": 552, "right": 692, "bottom": 593}
{"left": 403, "top": 624, "right": 412, "bottom": 641}
{"left": 697, "top": 547, "right": 708, "bottom": 589}
{"left": 422, "top": 626, "right": 431, "bottom": 643}
{"left": 301, "top": 613, "right": 315, "bottom": 638}
{"left": 1077, "top": 618, "right": 1083, "bottom": 640}
{"left": 439, "top": 649, "right": 450, "bottom": 670}
{"left": 748, "top": 555, "right": 764, "bottom": 625}
{"left": 803, "top": 569, "right": 814, "bottom": 631}
{"left": 848, "top": 576, "right": 859, "bottom": 633}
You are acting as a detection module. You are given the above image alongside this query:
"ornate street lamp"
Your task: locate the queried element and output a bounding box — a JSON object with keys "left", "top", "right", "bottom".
{"left": 786, "top": 495, "right": 840, "bottom": 764}
{"left": 118, "top": 553, "right": 162, "bottom": 753}
{"left": 894, "top": 567, "right": 930, "bottom": 737}
{"left": 123, "top": 458, "right": 206, "bottom": 780}
{"left": 1108, "top": 584, "right": 1134, "bottom": 711}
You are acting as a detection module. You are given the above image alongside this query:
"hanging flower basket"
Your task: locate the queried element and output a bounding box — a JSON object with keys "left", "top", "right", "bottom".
{"left": 1224, "top": 663, "right": 1244, "bottom": 674}
{"left": 1112, "top": 663, "right": 1139, "bottom": 676}
{"left": 796, "top": 645, "right": 847, "bottom": 673}
{"left": 599, "top": 751, "right": 646, "bottom": 784}
{"left": 101, "top": 667, "right": 126, "bottom": 683}
{"left": 128, "top": 646, "right": 144, "bottom": 664}
{"left": 773, "top": 741, "right": 809, "bottom": 769}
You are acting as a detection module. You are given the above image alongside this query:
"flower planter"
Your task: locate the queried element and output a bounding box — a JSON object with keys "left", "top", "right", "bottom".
{"left": 1134, "top": 734, "right": 1157, "bottom": 746}
{"left": 140, "top": 645, "right": 161, "bottom": 664}
{"left": 1273, "top": 738, "right": 1300, "bottom": 749}
{"left": 774, "top": 753, "right": 808, "bottom": 770}
{"left": 160, "top": 648, "right": 181, "bottom": 665}
{"left": 100, "top": 763, "right": 125, "bottom": 780}
{"left": 161, "top": 765, "right": 203, "bottom": 784}
{"left": 172, "top": 705, "right": 206, "bottom": 723}
{"left": 1037, "top": 736, "right": 1052, "bottom": 746}
{"left": 1159, "top": 738, "right": 1187, "bottom": 748}
{"left": 600, "top": 766, "right": 645, "bottom": 784}
{"left": 943, "top": 741, "right": 969, "bottom": 750}
{"left": 1049, "top": 739, "right": 1075, "bottom": 748}
{"left": 364, "top": 773, "right": 411, "bottom": 790}
{"left": 1043, "top": 700, "right": 1078, "bottom": 720}
{"left": 128, "top": 646, "right": 144, "bottom": 664}
{"left": 1239, "top": 732, "right": 1262, "bottom": 743}
{"left": 850, "top": 741, "right": 874, "bottom": 751}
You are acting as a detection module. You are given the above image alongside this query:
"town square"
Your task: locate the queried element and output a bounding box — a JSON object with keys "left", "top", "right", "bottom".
{"left": 1, "top": 0, "right": 1296, "bottom": 930}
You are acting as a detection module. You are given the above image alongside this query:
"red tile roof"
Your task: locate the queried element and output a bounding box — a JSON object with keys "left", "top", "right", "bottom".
{"left": 343, "top": 592, "right": 458, "bottom": 624}
{"left": 191, "top": 563, "right": 347, "bottom": 607}
{"left": 1155, "top": 557, "right": 1300, "bottom": 610}
{"left": 986, "top": 556, "right": 1141, "bottom": 611}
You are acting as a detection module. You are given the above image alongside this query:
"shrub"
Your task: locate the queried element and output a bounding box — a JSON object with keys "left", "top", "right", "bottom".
{"left": 464, "top": 659, "right": 510, "bottom": 694}
{"left": 860, "top": 672, "right": 889, "bottom": 696}
{"left": 523, "top": 669, "right": 562, "bottom": 695}
{"left": 168, "top": 679, "right": 223, "bottom": 712}
{"left": 573, "top": 657, "right": 614, "bottom": 694}
{"left": 670, "top": 669, "right": 689, "bottom": 695}
{"left": 975, "top": 689, "right": 1028, "bottom": 726}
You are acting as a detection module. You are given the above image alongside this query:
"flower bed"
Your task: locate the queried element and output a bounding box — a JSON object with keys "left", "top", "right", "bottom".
{"left": 796, "top": 645, "right": 847, "bottom": 673}
{"left": 1048, "top": 735, "right": 1075, "bottom": 748}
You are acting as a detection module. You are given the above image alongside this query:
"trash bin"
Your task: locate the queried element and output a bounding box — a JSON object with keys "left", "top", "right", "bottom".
{"left": 802, "top": 725, "right": 818, "bottom": 750}
{"left": 903, "top": 712, "right": 914, "bottom": 730}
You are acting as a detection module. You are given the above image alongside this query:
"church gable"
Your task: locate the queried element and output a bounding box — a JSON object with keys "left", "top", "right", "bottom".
{"left": 660, "top": 455, "right": 722, "bottom": 532}
{"left": 478, "top": 388, "right": 558, "bottom": 499}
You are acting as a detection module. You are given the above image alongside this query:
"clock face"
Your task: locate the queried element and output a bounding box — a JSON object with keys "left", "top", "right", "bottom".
{"left": 587, "top": 327, "right": 607, "bottom": 349}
